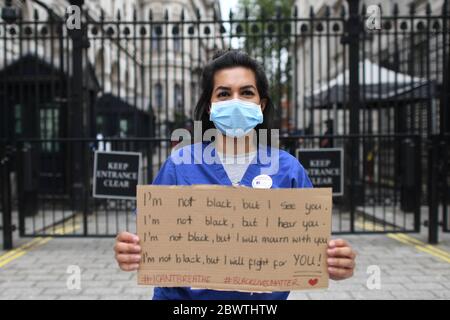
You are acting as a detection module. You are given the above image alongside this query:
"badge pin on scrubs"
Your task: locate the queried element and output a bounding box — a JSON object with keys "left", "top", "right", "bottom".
{"left": 252, "top": 174, "right": 273, "bottom": 189}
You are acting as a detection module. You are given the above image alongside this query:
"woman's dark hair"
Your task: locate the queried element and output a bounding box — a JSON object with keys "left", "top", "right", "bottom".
{"left": 194, "top": 49, "right": 276, "bottom": 135}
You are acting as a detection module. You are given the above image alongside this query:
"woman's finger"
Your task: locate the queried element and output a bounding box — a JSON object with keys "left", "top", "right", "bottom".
{"left": 114, "top": 242, "right": 141, "bottom": 254}
{"left": 328, "top": 239, "right": 348, "bottom": 248}
{"left": 328, "top": 267, "right": 353, "bottom": 279}
{"left": 327, "top": 257, "right": 355, "bottom": 269}
{"left": 116, "top": 254, "right": 142, "bottom": 264}
{"left": 327, "top": 247, "right": 355, "bottom": 259}
{"left": 117, "top": 232, "right": 139, "bottom": 244}
{"left": 120, "top": 263, "right": 140, "bottom": 272}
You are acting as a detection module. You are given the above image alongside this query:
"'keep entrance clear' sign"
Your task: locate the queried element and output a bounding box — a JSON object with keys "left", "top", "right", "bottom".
{"left": 93, "top": 151, "right": 142, "bottom": 200}
{"left": 137, "top": 185, "right": 332, "bottom": 292}
{"left": 296, "top": 148, "right": 344, "bottom": 196}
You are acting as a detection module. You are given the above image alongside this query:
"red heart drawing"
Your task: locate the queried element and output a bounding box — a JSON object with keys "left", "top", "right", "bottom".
{"left": 308, "top": 278, "right": 318, "bottom": 286}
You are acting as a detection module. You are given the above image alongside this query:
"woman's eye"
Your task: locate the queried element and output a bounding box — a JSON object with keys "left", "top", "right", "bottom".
{"left": 217, "top": 92, "right": 229, "bottom": 98}
{"left": 242, "top": 90, "right": 255, "bottom": 96}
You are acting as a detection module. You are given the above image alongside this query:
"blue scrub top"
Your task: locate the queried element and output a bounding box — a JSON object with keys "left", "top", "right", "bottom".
{"left": 150, "top": 142, "right": 313, "bottom": 300}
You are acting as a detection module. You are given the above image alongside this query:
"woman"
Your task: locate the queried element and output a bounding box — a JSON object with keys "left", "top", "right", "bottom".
{"left": 114, "top": 50, "right": 356, "bottom": 300}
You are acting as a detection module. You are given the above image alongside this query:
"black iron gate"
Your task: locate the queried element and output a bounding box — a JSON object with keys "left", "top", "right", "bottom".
{"left": 428, "top": 134, "right": 450, "bottom": 243}
{"left": 1, "top": 141, "right": 13, "bottom": 250}
{"left": 8, "top": 133, "right": 422, "bottom": 239}
{"left": 1, "top": 0, "right": 449, "bottom": 247}
{"left": 440, "top": 135, "right": 449, "bottom": 234}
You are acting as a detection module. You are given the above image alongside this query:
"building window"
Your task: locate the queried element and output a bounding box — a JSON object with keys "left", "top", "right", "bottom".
{"left": 119, "top": 118, "right": 129, "bottom": 137}
{"left": 174, "top": 84, "right": 183, "bottom": 113}
{"left": 96, "top": 115, "right": 105, "bottom": 135}
{"left": 155, "top": 83, "right": 163, "bottom": 108}
{"left": 14, "top": 104, "right": 22, "bottom": 135}
{"left": 191, "top": 82, "right": 197, "bottom": 110}
{"left": 173, "top": 25, "right": 181, "bottom": 53}
{"left": 152, "top": 25, "right": 162, "bottom": 52}
{"left": 39, "top": 104, "right": 59, "bottom": 152}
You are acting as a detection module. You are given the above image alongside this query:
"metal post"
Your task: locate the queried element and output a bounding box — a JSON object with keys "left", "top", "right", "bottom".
{"left": 428, "top": 136, "right": 439, "bottom": 244}
{"left": 347, "top": 0, "right": 361, "bottom": 137}
{"left": 414, "top": 135, "right": 422, "bottom": 232}
{"left": 442, "top": 0, "right": 449, "bottom": 135}
{"left": 1, "top": 146, "right": 13, "bottom": 250}
{"left": 68, "top": 0, "right": 86, "bottom": 213}
{"left": 346, "top": 0, "right": 362, "bottom": 231}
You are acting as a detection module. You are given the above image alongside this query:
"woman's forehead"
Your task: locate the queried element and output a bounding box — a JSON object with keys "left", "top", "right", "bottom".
{"left": 213, "top": 67, "right": 256, "bottom": 88}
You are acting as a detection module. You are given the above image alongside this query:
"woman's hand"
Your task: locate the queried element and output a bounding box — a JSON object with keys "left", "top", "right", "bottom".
{"left": 114, "top": 232, "right": 141, "bottom": 272}
{"left": 327, "top": 239, "right": 356, "bottom": 280}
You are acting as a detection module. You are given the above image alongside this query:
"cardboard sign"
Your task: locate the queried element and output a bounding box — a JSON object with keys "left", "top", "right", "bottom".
{"left": 93, "top": 151, "right": 142, "bottom": 200}
{"left": 296, "top": 148, "right": 344, "bottom": 196}
{"left": 137, "top": 185, "right": 332, "bottom": 292}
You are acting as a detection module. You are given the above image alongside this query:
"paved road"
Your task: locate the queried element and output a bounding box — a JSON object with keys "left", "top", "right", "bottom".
{"left": 1, "top": 230, "right": 449, "bottom": 300}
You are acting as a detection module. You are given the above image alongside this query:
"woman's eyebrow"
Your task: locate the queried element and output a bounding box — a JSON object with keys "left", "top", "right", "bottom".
{"left": 214, "top": 86, "right": 231, "bottom": 92}
{"left": 240, "top": 85, "right": 256, "bottom": 90}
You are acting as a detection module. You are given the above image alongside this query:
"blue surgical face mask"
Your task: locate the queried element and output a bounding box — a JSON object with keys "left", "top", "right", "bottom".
{"left": 209, "top": 99, "right": 264, "bottom": 138}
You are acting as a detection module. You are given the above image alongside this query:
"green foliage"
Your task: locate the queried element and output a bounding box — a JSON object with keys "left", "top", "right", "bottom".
{"left": 237, "top": 0, "right": 295, "bottom": 19}
{"left": 234, "top": 0, "right": 296, "bottom": 128}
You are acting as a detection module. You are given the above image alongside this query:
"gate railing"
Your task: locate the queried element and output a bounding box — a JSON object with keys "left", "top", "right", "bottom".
{"left": 1, "top": 2, "right": 447, "bottom": 139}
{"left": 1, "top": 0, "right": 449, "bottom": 247}
{"left": 1, "top": 140, "right": 13, "bottom": 250}
{"left": 428, "top": 134, "right": 450, "bottom": 243}
{"left": 1, "top": 134, "right": 420, "bottom": 238}
{"left": 2, "top": 133, "right": 449, "bottom": 247}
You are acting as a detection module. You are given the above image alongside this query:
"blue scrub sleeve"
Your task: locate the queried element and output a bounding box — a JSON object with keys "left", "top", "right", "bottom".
{"left": 293, "top": 162, "right": 314, "bottom": 188}
{"left": 152, "top": 157, "right": 177, "bottom": 186}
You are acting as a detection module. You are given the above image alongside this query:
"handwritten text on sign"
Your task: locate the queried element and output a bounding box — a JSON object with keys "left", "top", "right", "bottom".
{"left": 137, "top": 185, "right": 332, "bottom": 292}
